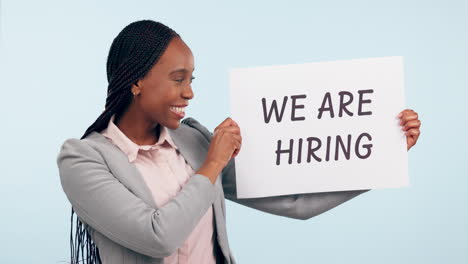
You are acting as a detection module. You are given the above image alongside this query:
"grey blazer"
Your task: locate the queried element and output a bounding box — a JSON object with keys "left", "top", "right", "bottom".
{"left": 56, "top": 117, "right": 370, "bottom": 264}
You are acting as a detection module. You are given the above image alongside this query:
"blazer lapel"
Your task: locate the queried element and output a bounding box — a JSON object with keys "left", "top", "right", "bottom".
{"left": 86, "top": 132, "right": 159, "bottom": 208}
{"left": 167, "top": 125, "right": 208, "bottom": 173}
{"left": 168, "top": 125, "right": 224, "bottom": 187}
{"left": 85, "top": 123, "right": 215, "bottom": 210}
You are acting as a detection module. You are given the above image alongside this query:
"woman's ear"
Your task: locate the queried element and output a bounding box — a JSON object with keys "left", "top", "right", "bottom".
{"left": 131, "top": 81, "right": 141, "bottom": 95}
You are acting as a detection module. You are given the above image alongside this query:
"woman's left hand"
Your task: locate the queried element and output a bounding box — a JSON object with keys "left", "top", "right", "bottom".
{"left": 398, "top": 109, "right": 421, "bottom": 151}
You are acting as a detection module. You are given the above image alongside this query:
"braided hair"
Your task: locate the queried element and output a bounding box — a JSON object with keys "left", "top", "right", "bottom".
{"left": 70, "top": 20, "right": 180, "bottom": 264}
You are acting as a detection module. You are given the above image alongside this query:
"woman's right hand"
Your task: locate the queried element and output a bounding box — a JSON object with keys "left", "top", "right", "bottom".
{"left": 196, "top": 117, "right": 242, "bottom": 184}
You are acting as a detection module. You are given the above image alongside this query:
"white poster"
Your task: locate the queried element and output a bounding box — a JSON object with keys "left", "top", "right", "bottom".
{"left": 229, "top": 56, "right": 409, "bottom": 198}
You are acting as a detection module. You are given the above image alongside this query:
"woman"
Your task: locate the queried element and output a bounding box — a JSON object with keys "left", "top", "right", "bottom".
{"left": 57, "top": 20, "right": 421, "bottom": 264}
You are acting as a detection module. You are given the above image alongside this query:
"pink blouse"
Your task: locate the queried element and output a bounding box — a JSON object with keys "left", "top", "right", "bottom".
{"left": 100, "top": 114, "right": 217, "bottom": 264}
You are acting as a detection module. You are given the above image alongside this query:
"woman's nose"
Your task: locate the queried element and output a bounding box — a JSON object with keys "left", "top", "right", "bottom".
{"left": 182, "top": 85, "right": 194, "bottom": 100}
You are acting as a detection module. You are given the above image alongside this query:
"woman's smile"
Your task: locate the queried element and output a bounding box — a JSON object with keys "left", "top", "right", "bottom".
{"left": 170, "top": 105, "right": 187, "bottom": 119}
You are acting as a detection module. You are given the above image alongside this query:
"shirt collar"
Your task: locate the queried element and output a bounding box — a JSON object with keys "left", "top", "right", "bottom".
{"left": 101, "top": 114, "right": 178, "bottom": 163}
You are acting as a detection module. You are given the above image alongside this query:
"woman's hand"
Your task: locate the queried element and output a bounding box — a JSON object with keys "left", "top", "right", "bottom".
{"left": 197, "top": 117, "right": 242, "bottom": 184}
{"left": 398, "top": 109, "right": 421, "bottom": 151}
{"left": 209, "top": 117, "right": 242, "bottom": 165}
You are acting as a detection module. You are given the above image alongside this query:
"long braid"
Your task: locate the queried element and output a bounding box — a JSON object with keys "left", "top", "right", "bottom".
{"left": 81, "top": 20, "right": 179, "bottom": 140}
{"left": 69, "top": 20, "right": 179, "bottom": 264}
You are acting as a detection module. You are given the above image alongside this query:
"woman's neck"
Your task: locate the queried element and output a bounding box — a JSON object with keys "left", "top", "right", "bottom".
{"left": 114, "top": 109, "right": 160, "bottom": 146}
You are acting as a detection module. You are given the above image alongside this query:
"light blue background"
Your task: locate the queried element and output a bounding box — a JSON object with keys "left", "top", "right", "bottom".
{"left": 1, "top": 0, "right": 466, "bottom": 263}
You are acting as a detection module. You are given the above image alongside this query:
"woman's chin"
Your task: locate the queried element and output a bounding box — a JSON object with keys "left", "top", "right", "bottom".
{"left": 165, "top": 120, "right": 181, "bottom": 130}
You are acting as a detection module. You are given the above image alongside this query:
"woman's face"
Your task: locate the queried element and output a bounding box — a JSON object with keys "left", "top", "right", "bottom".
{"left": 134, "top": 36, "right": 195, "bottom": 130}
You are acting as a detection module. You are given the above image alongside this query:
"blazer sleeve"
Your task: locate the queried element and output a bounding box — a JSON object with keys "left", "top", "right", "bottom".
{"left": 56, "top": 138, "right": 217, "bottom": 258}
{"left": 182, "top": 117, "right": 371, "bottom": 220}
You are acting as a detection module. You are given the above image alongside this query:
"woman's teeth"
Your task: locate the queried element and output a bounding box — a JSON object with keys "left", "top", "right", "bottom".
{"left": 170, "top": 106, "right": 185, "bottom": 114}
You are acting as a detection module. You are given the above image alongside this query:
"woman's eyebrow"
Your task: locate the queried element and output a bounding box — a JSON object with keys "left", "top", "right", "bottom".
{"left": 169, "top": 68, "right": 195, "bottom": 74}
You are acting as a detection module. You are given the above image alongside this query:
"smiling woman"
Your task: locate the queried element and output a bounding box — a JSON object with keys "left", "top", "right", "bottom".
{"left": 56, "top": 19, "right": 420, "bottom": 264}
{"left": 75, "top": 20, "right": 183, "bottom": 262}
{"left": 81, "top": 20, "right": 182, "bottom": 141}
{"left": 120, "top": 37, "right": 196, "bottom": 133}
{"left": 61, "top": 20, "right": 243, "bottom": 264}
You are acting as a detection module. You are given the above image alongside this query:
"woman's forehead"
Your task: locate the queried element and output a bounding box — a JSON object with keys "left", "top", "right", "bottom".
{"left": 156, "top": 37, "right": 194, "bottom": 72}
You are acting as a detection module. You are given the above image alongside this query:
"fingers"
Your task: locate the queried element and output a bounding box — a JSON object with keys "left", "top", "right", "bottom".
{"left": 224, "top": 126, "right": 241, "bottom": 135}
{"left": 402, "top": 120, "right": 421, "bottom": 131}
{"left": 230, "top": 134, "right": 242, "bottom": 159}
{"left": 222, "top": 132, "right": 242, "bottom": 150}
{"left": 218, "top": 117, "right": 238, "bottom": 128}
{"left": 214, "top": 117, "right": 241, "bottom": 135}
{"left": 406, "top": 128, "right": 420, "bottom": 138}
{"left": 397, "top": 109, "right": 416, "bottom": 117}
{"left": 398, "top": 109, "right": 421, "bottom": 151}
{"left": 213, "top": 125, "right": 242, "bottom": 149}
{"left": 405, "top": 128, "right": 420, "bottom": 147}
{"left": 231, "top": 134, "right": 242, "bottom": 148}
{"left": 206, "top": 118, "right": 243, "bottom": 169}
{"left": 398, "top": 109, "right": 420, "bottom": 128}
{"left": 398, "top": 109, "right": 418, "bottom": 124}
{"left": 223, "top": 129, "right": 242, "bottom": 159}
{"left": 406, "top": 132, "right": 417, "bottom": 150}
{"left": 229, "top": 118, "right": 239, "bottom": 128}
{"left": 400, "top": 113, "right": 419, "bottom": 124}
{"left": 214, "top": 125, "right": 241, "bottom": 136}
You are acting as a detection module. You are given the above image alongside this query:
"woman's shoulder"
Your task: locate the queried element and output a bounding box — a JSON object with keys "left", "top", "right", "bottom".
{"left": 181, "top": 117, "right": 213, "bottom": 142}
{"left": 56, "top": 132, "right": 112, "bottom": 163}
{"left": 57, "top": 136, "right": 98, "bottom": 160}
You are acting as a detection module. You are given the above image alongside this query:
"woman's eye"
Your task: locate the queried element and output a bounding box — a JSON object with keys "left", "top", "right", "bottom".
{"left": 174, "top": 76, "right": 195, "bottom": 83}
